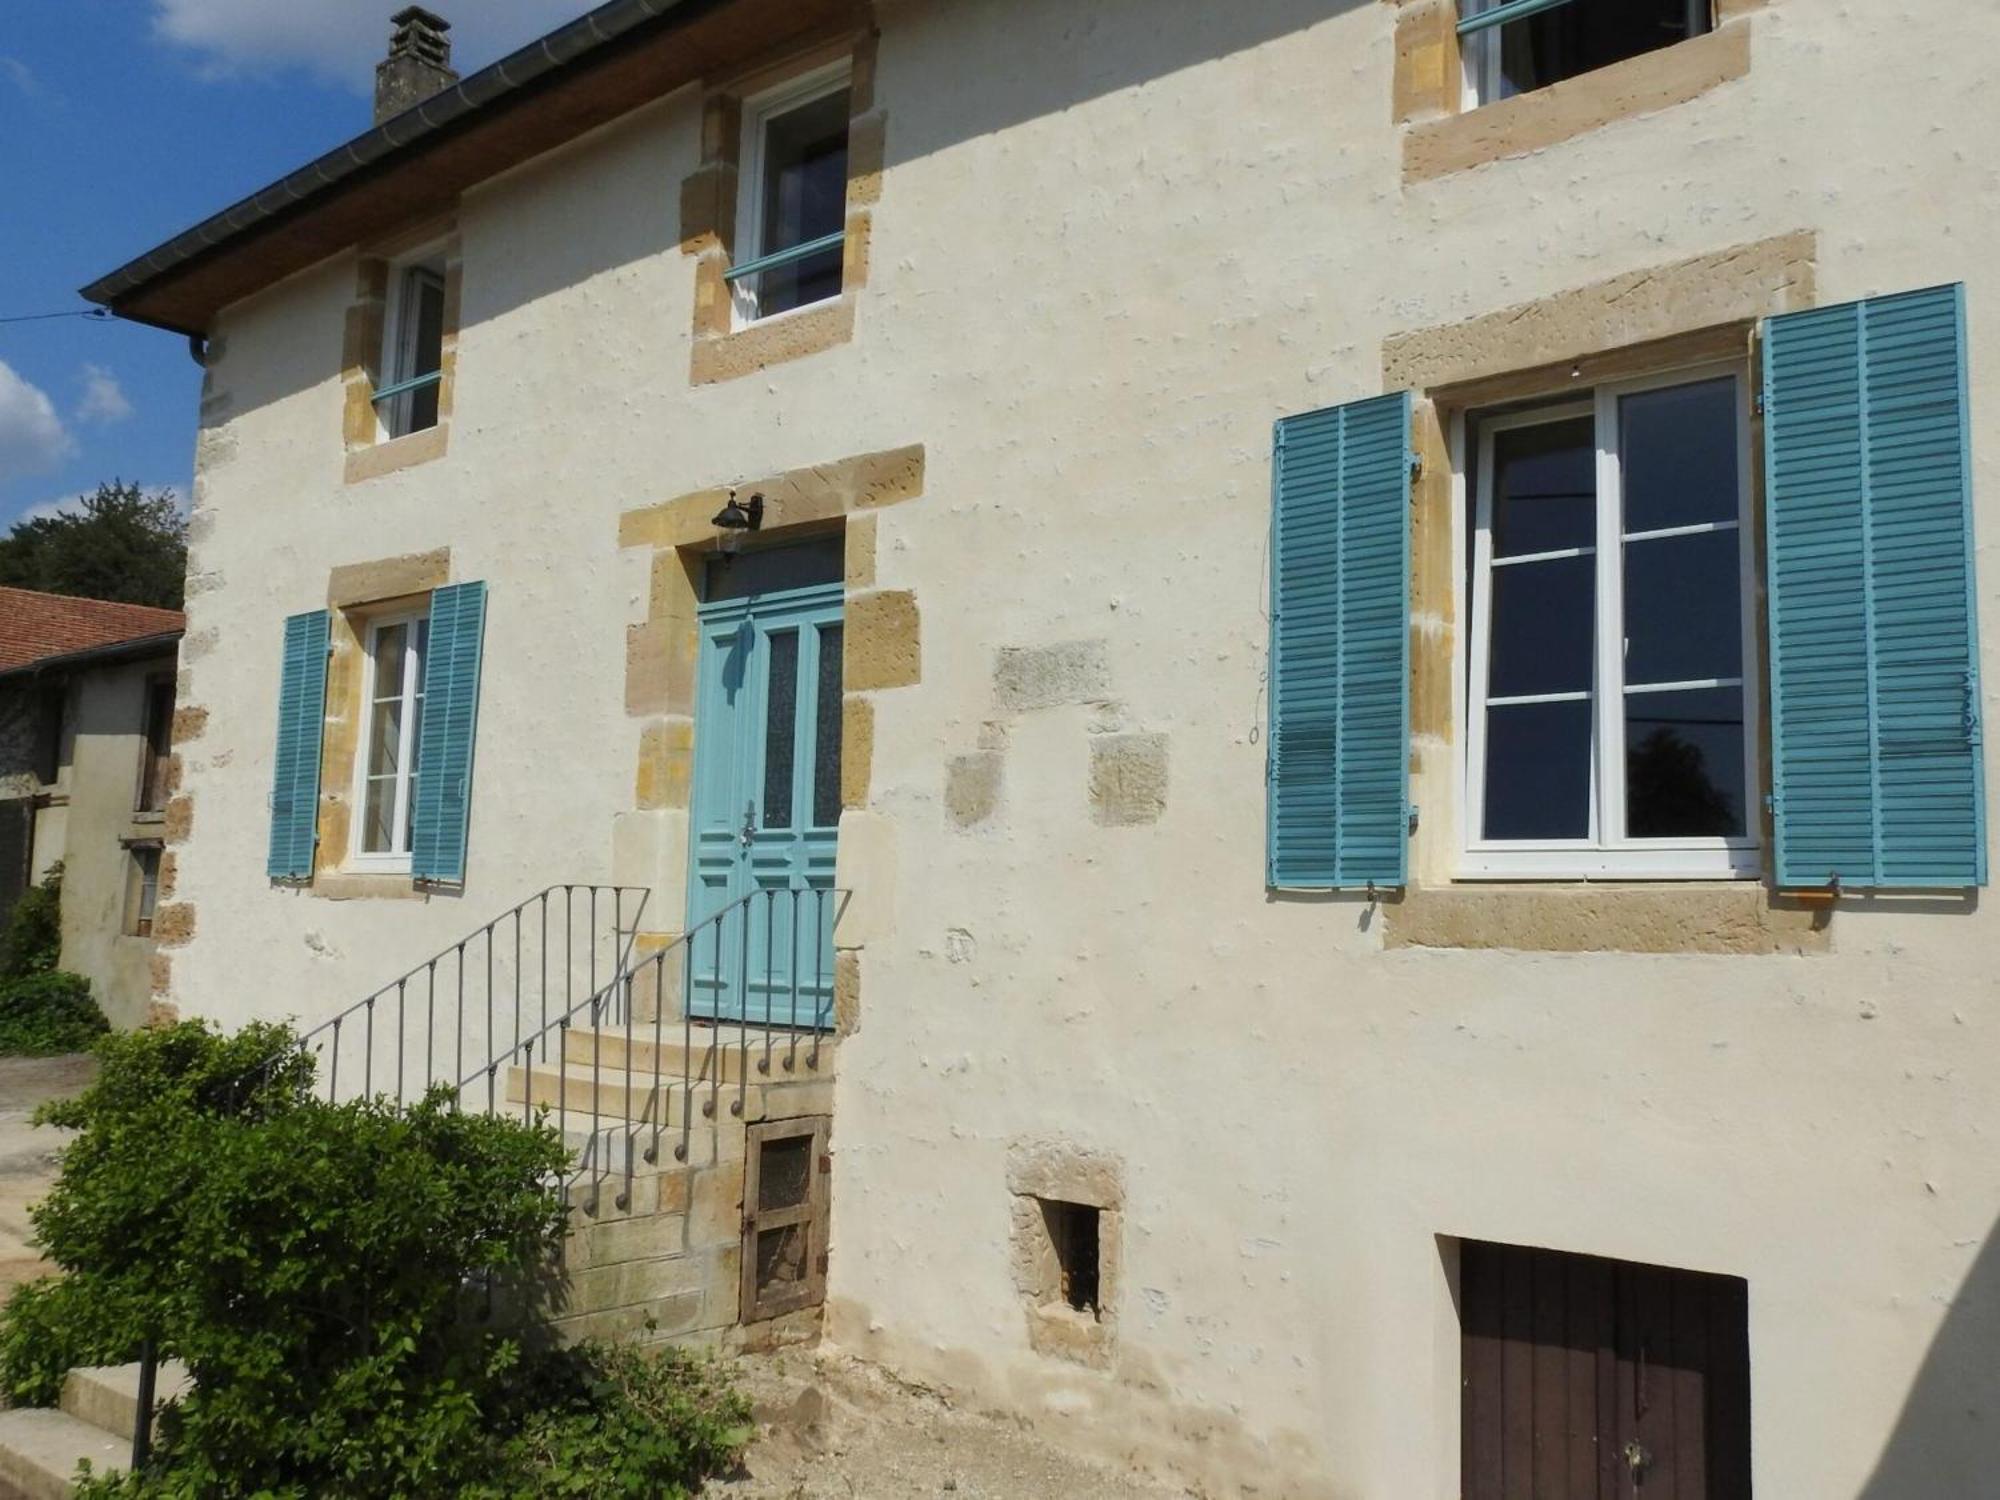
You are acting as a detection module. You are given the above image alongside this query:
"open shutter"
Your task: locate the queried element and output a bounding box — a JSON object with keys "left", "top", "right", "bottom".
{"left": 411, "top": 581, "right": 487, "bottom": 884}
{"left": 266, "top": 609, "right": 330, "bottom": 880}
{"left": 1268, "top": 391, "right": 1413, "bottom": 888}
{"left": 1764, "top": 283, "right": 1986, "bottom": 888}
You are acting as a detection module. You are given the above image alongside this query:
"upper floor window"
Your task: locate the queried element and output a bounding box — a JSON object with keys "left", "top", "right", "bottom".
{"left": 731, "top": 65, "right": 851, "bottom": 325}
{"left": 1465, "top": 367, "right": 1755, "bottom": 878}
{"left": 1459, "top": 0, "right": 1711, "bottom": 107}
{"left": 136, "top": 678, "right": 174, "bottom": 814}
{"left": 353, "top": 611, "right": 429, "bottom": 870}
{"left": 378, "top": 254, "right": 446, "bottom": 440}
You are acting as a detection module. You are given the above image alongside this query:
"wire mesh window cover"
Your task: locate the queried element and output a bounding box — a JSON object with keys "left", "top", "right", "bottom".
{"left": 740, "top": 1117, "right": 831, "bottom": 1323}
{"left": 1459, "top": 0, "right": 1711, "bottom": 106}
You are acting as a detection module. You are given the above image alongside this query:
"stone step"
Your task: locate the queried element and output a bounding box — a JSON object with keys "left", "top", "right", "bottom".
{"left": 507, "top": 1062, "right": 833, "bottom": 1130}
{"left": 58, "top": 1361, "right": 191, "bottom": 1447}
{"left": 561, "top": 1026, "right": 836, "bottom": 1085}
{"left": 0, "top": 1406, "right": 128, "bottom": 1500}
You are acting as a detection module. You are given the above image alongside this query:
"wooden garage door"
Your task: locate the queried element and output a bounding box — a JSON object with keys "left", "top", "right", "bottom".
{"left": 1462, "top": 1240, "right": 1751, "bottom": 1499}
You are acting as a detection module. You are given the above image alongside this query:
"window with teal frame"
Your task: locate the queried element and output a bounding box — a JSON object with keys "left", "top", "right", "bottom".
{"left": 1458, "top": 0, "right": 1711, "bottom": 106}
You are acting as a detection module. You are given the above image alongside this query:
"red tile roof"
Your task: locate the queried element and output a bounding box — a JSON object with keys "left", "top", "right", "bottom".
{"left": 0, "top": 586, "right": 184, "bottom": 675}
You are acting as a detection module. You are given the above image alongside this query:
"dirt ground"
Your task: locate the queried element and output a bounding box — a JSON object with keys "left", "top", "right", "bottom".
{"left": 715, "top": 1351, "right": 1198, "bottom": 1500}
{"left": 0, "top": 1053, "right": 94, "bottom": 1306}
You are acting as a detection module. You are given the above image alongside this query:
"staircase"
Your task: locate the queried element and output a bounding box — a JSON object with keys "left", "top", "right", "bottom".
{"left": 0, "top": 1361, "right": 190, "bottom": 1500}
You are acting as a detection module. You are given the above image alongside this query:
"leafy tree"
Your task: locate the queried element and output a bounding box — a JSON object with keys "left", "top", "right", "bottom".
{"left": 0, "top": 482, "right": 188, "bottom": 610}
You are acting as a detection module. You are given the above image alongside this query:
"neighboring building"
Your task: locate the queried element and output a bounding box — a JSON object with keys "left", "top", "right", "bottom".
{"left": 0, "top": 587, "right": 183, "bottom": 1028}
{"left": 78, "top": 1, "right": 1998, "bottom": 1495}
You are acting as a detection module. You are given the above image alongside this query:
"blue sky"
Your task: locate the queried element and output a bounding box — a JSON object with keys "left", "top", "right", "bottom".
{"left": 0, "top": 0, "right": 595, "bottom": 531}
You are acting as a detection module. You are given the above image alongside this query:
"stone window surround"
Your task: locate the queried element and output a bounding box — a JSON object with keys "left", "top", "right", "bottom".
{"left": 308, "top": 548, "right": 455, "bottom": 902}
{"left": 1006, "top": 1139, "right": 1122, "bottom": 1370}
{"left": 340, "top": 220, "right": 463, "bottom": 486}
{"left": 1373, "top": 231, "right": 1838, "bottom": 955}
{"left": 1393, "top": 0, "right": 1765, "bottom": 183}
{"left": 677, "top": 28, "right": 886, "bottom": 386}
{"left": 616, "top": 444, "right": 926, "bottom": 1030}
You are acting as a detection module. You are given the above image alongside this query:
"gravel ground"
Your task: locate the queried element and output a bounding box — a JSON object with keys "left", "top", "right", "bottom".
{"left": 0, "top": 1054, "right": 95, "bottom": 1307}
{"left": 713, "top": 1350, "right": 1198, "bottom": 1500}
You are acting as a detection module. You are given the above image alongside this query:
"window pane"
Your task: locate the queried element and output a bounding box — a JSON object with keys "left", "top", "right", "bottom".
{"left": 762, "top": 631, "right": 799, "bottom": 829}
{"left": 1469, "top": 0, "right": 1707, "bottom": 104}
{"left": 1484, "top": 700, "right": 1592, "bottom": 840}
{"left": 1488, "top": 555, "right": 1594, "bottom": 699}
{"left": 813, "top": 624, "right": 843, "bottom": 829}
{"left": 1626, "top": 687, "right": 1746, "bottom": 838}
{"left": 1491, "top": 417, "right": 1595, "bottom": 557}
{"left": 756, "top": 87, "right": 849, "bottom": 316}
{"left": 363, "top": 777, "right": 398, "bottom": 853}
{"left": 1621, "top": 379, "right": 1738, "bottom": 533}
{"left": 372, "top": 623, "right": 408, "bottom": 702}
{"left": 1624, "top": 531, "right": 1742, "bottom": 685}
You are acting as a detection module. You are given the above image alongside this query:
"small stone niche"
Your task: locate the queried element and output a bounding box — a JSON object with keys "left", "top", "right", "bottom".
{"left": 1008, "top": 1139, "right": 1121, "bottom": 1368}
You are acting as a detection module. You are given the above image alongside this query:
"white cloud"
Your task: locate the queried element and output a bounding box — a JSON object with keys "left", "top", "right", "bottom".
{"left": 151, "top": 1, "right": 600, "bottom": 92}
{"left": 77, "top": 365, "right": 134, "bottom": 426}
{"left": 0, "top": 361, "right": 73, "bottom": 485}
{"left": 0, "top": 56, "right": 42, "bottom": 98}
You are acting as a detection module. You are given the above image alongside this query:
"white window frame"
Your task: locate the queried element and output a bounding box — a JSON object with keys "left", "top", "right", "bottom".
{"left": 730, "top": 60, "right": 852, "bottom": 329}
{"left": 1458, "top": 362, "right": 1760, "bottom": 881}
{"left": 349, "top": 610, "right": 427, "bottom": 873}
{"left": 1459, "top": 0, "right": 1714, "bottom": 110}
{"left": 377, "top": 248, "right": 447, "bottom": 442}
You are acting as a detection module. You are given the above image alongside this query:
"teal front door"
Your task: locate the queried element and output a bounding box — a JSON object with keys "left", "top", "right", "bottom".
{"left": 687, "top": 556, "right": 842, "bottom": 1028}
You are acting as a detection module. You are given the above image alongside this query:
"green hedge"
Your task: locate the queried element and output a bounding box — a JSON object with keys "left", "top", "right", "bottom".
{"left": 0, "top": 971, "right": 109, "bottom": 1056}
{"left": 2, "top": 1021, "right": 750, "bottom": 1498}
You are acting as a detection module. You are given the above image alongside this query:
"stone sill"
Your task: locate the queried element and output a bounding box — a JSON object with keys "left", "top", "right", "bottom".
{"left": 1386, "top": 879, "right": 1829, "bottom": 955}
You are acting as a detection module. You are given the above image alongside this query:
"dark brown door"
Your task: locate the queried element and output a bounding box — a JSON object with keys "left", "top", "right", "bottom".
{"left": 0, "top": 800, "right": 32, "bottom": 930}
{"left": 1461, "top": 1240, "right": 1751, "bottom": 1499}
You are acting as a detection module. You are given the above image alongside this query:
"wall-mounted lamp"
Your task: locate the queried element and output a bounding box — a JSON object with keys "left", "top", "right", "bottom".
{"left": 712, "top": 489, "right": 764, "bottom": 532}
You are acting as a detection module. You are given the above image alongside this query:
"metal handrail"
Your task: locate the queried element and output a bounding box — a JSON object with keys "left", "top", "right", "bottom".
{"left": 722, "top": 230, "right": 846, "bottom": 285}
{"left": 468, "top": 885, "right": 847, "bottom": 1213}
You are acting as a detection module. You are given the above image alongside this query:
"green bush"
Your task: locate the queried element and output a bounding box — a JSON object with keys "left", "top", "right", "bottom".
{"left": 0, "top": 864, "right": 64, "bottom": 979}
{"left": 0, "top": 970, "right": 109, "bottom": 1056}
{"left": 4, "top": 1019, "right": 751, "bottom": 1499}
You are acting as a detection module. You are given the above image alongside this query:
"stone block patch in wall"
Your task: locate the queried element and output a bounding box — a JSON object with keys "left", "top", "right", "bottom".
{"left": 1088, "top": 732, "right": 1169, "bottom": 828}
{"left": 1007, "top": 1139, "right": 1122, "bottom": 1370}
{"left": 844, "top": 590, "right": 921, "bottom": 692}
{"left": 993, "top": 639, "right": 1113, "bottom": 713}
{"left": 945, "top": 751, "right": 1002, "bottom": 829}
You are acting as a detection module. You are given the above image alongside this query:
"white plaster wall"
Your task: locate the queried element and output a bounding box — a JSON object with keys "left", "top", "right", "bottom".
{"left": 172, "top": 1, "right": 2000, "bottom": 1494}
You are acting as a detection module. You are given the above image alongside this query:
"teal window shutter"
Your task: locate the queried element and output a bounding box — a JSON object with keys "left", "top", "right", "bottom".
{"left": 1268, "top": 391, "right": 1413, "bottom": 889}
{"left": 266, "top": 609, "right": 330, "bottom": 880}
{"left": 411, "top": 581, "right": 488, "bottom": 884}
{"left": 1763, "top": 283, "right": 1986, "bottom": 888}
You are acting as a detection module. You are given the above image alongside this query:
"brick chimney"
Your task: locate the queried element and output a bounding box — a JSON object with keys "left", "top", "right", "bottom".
{"left": 374, "top": 7, "right": 458, "bottom": 125}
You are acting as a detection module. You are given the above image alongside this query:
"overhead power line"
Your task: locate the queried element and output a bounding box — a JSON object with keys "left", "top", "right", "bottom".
{"left": 0, "top": 308, "right": 113, "bottom": 326}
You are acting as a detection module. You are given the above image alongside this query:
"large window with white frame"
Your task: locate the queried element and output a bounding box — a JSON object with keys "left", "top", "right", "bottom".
{"left": 376, "top": 252, "right": 446, "bottom": 440}
{"left": 1463, "top": 366, "right": 1757, "bottom": 879}
{"left": 730, "top": 63, "right": 851, "bottom": 326}
{"left": 352, "top": 611, "right": 429, "bottom": 870}
{"left": 1459, "top": 0, "right": 1712, "bottom": 108}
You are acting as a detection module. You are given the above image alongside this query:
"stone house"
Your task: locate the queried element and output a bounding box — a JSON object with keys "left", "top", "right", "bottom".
{"left": 77, "top": 1, "right": 2000, "bottom": 1494}
{"left": 0, "top": 587, "right": 183, "bottom": 1028}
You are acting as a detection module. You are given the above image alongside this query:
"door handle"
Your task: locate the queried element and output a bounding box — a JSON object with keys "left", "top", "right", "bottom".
{"left": 739, "top": 801, "right": 756, "bottom": 848}
{"left": 1623, "top": 1438, "right": 1651, "bottom": 1482}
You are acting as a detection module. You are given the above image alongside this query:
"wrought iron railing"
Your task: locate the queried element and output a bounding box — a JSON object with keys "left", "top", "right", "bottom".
{"left": 293, "top": 883, "right": 648, "bottom": 1108}
{"left": 472, "top": 884, "right": 846, "bottom": 1212}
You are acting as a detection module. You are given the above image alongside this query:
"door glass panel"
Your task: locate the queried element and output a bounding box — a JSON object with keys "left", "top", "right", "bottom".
{"left": 703, "top": 536, "right": 845, "bottom": 603}
{"left": 1624, "top": 530, "right": 1742, "bottom": 685}
{"left": 1484, "top": 700, "right": 1592, "bottom": 840}
{"left": 813, "top": 624, "right": 843, "bottom": 828}
{"left": 1620, "top": 378, "right": 1737, "bottom": 532}
{"left": 1491, "top": 417, "right": 1595, "bottom": 557}
{"left": 1625, "top": 687, "right": 1746, "bottom": 838}
{"left": 762, "top": 631, "right": 799, "bottom": 829}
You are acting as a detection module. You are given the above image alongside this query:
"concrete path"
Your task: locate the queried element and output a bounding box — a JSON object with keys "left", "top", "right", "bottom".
{"left": 0, "top": 1056, "right": 94, "bottom": 1308}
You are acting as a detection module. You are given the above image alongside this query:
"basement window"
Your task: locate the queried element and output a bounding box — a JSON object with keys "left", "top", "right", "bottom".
{"left": 1459, "top": 0, "right": 1711, "bottom": 107}
{"left": 377, "top": 254, "right": 447, "bottom": 440}
{"left": 1043, "top": 1200, "right": 1101, "bottom": 1317}
{"left": 740, "top": 1117, "right": 830, "bottom": 1323}
{"left": 731, "top": 65, "right": 850, "bottom": 324}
